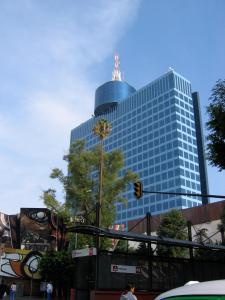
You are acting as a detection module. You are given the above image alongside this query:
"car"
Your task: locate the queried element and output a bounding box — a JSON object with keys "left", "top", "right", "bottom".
{"left": 155, "top": 280, "right": 225, "bottom": 300}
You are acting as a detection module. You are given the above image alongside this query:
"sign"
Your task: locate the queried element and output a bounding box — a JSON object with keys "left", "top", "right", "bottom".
{"left": 72, "top": 247, "right": 97, "bottom": 258}
{"left": 111, "top": 264, "right": 141, "bottom": 274}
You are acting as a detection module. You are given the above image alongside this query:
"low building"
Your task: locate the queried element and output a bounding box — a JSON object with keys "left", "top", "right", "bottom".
{"left": 128, "top": 200, "right": 225, "bottom": 244}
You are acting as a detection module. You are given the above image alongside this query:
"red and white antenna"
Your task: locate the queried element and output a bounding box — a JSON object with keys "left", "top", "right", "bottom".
{"left": 112, "top": 53, "right": 122, "bottom": 81}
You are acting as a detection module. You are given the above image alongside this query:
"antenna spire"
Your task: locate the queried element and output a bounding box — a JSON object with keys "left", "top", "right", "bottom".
{"left": 112, "top": 53, "right": 122, "bottom": 81}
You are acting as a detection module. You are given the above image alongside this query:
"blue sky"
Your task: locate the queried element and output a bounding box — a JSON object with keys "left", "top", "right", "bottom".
{"left": 0, "top": 0, "right": 225, "bottom": 214}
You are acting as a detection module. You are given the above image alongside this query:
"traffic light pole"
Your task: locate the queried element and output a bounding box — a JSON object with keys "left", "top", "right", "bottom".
{"left": 142, "top": 190, "right": 225, "bottom": 200}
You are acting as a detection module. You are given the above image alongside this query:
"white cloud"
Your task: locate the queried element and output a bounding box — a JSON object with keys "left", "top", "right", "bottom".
{"left": 0, "top": 0, "right": 141, "bottom": 214}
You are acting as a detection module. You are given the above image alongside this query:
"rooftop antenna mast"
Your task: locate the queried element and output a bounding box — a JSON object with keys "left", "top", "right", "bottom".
{"left": 112, "top": 53, "right": 122, "bottom": 81}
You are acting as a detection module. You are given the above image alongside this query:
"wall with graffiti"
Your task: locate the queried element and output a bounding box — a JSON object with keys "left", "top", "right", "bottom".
{"left": 0, "top": 208, "right": 67, "bottom": 252}
{"left": 0, "top": 248, "right": 42, "bottom": 280}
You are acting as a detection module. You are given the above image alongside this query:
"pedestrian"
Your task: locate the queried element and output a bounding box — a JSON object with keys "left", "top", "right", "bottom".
{"left": 120, "top": 283, "right": 137, "bottom": 300}
{"left": 9, "top": 282, "right": 16, "bottom": 300}
{"left": 0, "top": 280, "right": 7, "bottom": 299}
{"left": 46, "top": 282, "right": 53, "bottom": 300}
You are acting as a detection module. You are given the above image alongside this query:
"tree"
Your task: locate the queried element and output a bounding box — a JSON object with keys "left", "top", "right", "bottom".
{"left": 136, "top": 242, "right": 148, "bottom": 255}
{"left": 93, "top": 119, "right": 112, "bottom": 229}
{"left": 193, "top": 227, "right": 212, "bottom": 259}
{"left": 206, "top": 79, "right": 225, "bottom": 171}
{"left": 217, "top": 206, "right": 225, "bottom": 245}
{"left": 156, "top": 209, "right": 188, "bottom": 258}
{"left": 42, "top": 139, "right": 137, "bottom": 249}
{"left": 39, "top": 251, "right": 74, "bottom": 297}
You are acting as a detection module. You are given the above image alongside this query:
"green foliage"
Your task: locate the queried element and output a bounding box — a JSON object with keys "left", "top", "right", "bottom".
{"left": 42, "top": 138, "right": 137, "bottom": 249}
{"left": 217, "top": 206, "right": 225, "bottom": 245}
{"left": 114, "top": 240, "right": 129, "bottom": 253}
{"left": 93, "top": 119, "right": 112, "bottom": 140}
{"left": 39, "top": 251, "right": 74, "bottom": 288}
{"left": 136, "top": 242, "right": 149, "bottom": 255}
{"left": 193, "top": 228, "right": 212, "bottom": 259}
{"left": 206, "top": 79, "right": 225, "bottom": 171}
{"left": 41, "top": 188, "right": 71, "bottom": 225}
{"left": 156, "top": 209, "right": 188, "bottom": 258}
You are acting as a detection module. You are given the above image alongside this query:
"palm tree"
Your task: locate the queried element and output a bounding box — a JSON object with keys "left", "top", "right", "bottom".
{"left": 93, "top": 119, "right": 112, "bottom": 231}
{"left": 93, "top": 119, "right": 112, "bottom": 140}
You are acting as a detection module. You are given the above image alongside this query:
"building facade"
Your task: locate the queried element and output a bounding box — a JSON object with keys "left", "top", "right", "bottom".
{"left": 70, "top": 57, "right": 209, "bottom": 226}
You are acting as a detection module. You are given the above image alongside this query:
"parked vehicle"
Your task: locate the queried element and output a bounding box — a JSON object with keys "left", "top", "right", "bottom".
{"left": 155, "top": 280, "right": 225, "bottom": 300}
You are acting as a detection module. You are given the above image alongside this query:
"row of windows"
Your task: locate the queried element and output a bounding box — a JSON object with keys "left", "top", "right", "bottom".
{"left": 175, "top": 91, "right": 193, "bottom": 104}
{"left": 88, "top": 112, "right": 195, "bottom": 147}
{"left": 140, "top": 167, "right": 200, "bottom": 182}
{"left": 116, "top": 93, "right": 193, "bottom": 131}
{"left": 124, "top": 139, "right": 198, "bottom": 159}
{"left": 114, "top": 96, "right": 194, "bottom": 134}
{"left": 175, "top": 96, "right": 193, "bottom": 111}
{"left": 174, "top": 74, "right": 191, "bottom": 96}
{"left": 118, "top": 74, "right": 175, "bottom": 114}
{"left": 116, "top": 198, "right": 198, "bottom": 221}
{"left": 125, "top": 150, "right": 198, "bottom": 172}
{"left": 86, "top": 125, "right": 197, "bottom": 151}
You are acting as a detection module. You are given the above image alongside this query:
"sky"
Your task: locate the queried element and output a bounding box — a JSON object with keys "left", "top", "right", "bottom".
{"left": 0, "top": 0, "right": 225, "bottom": 214}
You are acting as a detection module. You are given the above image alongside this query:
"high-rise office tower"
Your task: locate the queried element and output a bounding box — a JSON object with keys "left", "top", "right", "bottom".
{"left": 70, "top": 56, "right": 209, "bottom": 226}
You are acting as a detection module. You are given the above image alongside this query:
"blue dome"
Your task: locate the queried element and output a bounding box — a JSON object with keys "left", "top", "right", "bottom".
{"left": 94, "top": 81, "right": 136, "bottom": 116}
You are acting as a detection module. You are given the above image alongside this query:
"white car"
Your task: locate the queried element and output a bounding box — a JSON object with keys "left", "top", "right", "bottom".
{"left": 155, "top": 280, "right": 225, "bottom": 300}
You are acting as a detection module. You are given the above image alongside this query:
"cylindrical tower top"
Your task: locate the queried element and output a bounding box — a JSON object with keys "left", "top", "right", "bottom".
{"left": 94, "top": 55, "right": 136, "bottom": 116}
{"left": 94, "top": 81, "right": 136, "bottom": 116}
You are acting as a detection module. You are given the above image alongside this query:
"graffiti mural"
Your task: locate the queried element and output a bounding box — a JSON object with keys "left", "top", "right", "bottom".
{"left": 20, "top": 208, "right": 51, "bottom": 251}
{"left": 20, "top": 208, "right": 66, "bottom": 251}
{"left": 1, "top": 208, "right": 67, "bottom": 252}
{"left": 0, "top": 248, "right": 42, "bottom": 280}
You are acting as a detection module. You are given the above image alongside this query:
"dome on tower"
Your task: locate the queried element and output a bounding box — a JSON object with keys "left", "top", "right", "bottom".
{"left": 94, "top": 55, "right": 136, "bottom": 116}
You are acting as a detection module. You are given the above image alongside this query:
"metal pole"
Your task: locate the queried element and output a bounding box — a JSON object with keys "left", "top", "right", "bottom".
{"left": 146, "top": 212, "right": 152, "bottom": 290}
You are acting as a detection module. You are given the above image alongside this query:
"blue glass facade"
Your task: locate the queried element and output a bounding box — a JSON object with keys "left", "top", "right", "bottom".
{"left": 71, "top": 70, "right": 208, "bottom": 226}
{"left": 95, "top": 80, "right": 136, "bottom": 116}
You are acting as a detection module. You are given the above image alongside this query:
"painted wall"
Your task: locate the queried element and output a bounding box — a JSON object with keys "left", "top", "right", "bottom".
{"left": 0, "top": 248, "right": 42, "bottom": 280}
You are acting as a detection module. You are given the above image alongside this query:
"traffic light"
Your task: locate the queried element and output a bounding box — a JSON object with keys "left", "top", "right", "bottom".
{"left": 134, "top": 181, "right": 143, "bottom": 199}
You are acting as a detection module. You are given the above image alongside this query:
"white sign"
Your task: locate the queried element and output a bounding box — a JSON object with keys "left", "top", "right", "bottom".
{"left": 72, "top": 247, "right": 97, "bottom": 258}
{"left": 111, "top": 264, "right": 141, "bottom": 274}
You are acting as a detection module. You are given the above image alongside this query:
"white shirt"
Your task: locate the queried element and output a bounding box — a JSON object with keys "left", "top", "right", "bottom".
{"left": 47, "top": 283, "right": 53, "bottom": 293}
{"left": 120, "top": 291, "right": 137, "bottom": 300}
{"left": 11, "top": 284, "right": 16, "bottom": 292}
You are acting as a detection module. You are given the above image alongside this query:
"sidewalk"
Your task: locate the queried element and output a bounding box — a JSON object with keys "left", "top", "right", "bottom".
{"left": 4, "top": 297, "right": 44, "bottom": 300}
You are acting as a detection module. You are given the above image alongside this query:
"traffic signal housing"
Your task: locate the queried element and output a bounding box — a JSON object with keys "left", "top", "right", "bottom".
{"left": 134, "top": 181, "right": 143, "bottom": 199}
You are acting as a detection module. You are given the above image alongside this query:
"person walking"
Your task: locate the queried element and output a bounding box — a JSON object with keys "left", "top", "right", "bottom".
{"left": 120, "top": 283, "right": 137, "bottom": 300}
{"left": 46, "top": 282, "right": 53, "bottom": 300}
{"left": 9, "top": 282, "right": 16, "bottom": 300}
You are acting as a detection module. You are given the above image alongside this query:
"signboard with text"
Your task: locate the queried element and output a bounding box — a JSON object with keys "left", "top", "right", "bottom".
{"left": 111, "top": 264, "right": 141, "bottom": 274}
{"left": 72, "top": 247, "right": 97, "bottom": 258}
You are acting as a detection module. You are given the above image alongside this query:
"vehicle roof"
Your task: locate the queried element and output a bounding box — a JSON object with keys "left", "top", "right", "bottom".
{"left": 155, "top": 280, "right": 225, "bottom": 300}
